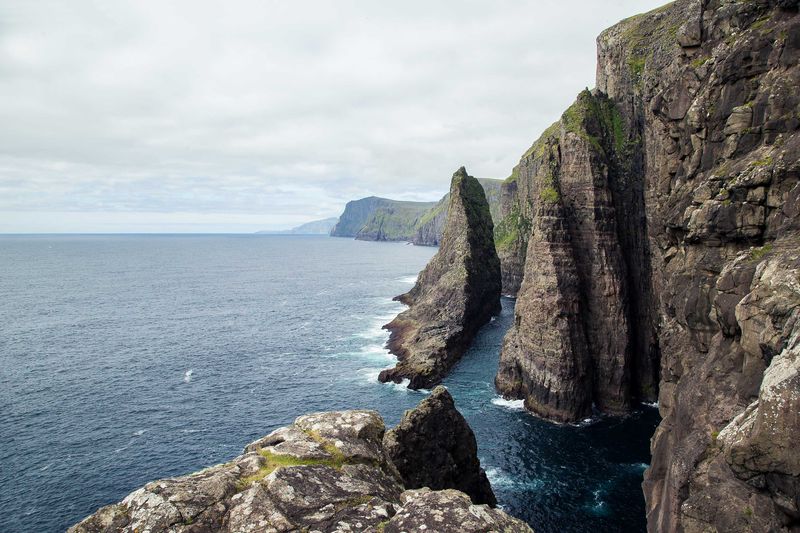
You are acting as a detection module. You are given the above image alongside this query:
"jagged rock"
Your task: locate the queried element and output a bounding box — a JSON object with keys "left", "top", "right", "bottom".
{"left": 378, "top": 167, "right": 501, "bottom": 389}
{"left": 411, "top": 178, "right": 503, "bottom": 248}
{"left": 383, "top": 386, "right": 496, "bottom": 506}
{"left": 491, "top": 0, "right": 799, "bottom": 528}
{"left": 69, "top": 404, "right": 531, "bottom": 533}
{"left": 496, "top": 90, "right": 637, "bottom": 422}
{"left": 592, "top": 1, "right": 800, "bottom": 530}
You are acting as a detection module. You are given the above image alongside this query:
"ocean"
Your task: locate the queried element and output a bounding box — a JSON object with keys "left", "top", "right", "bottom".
{"left": 0, "top": 234, "right": 659, "bottom": 532}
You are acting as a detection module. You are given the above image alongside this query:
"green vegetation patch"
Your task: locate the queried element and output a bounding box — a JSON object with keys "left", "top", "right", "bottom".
{"left": 749, "top": 243, "right": 773, "bottom": 261}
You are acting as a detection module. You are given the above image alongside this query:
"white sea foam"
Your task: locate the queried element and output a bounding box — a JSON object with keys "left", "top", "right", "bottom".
{"left": 183, "top": 369, "right": 193, "bottom": 383}
{"left": 132, "top": 429, "right": 146, "bottom": 437}
{"left": 485, "top": 467, "right": 544, "bottom": 490}
{"left": 398, "top": 275, "right": 418, "bottom": 284}
{"left": 642, "top": 401, "right": 659, "bottom": 408}
{"left": 491, "top": 397, "right": 526, "bottom": 410}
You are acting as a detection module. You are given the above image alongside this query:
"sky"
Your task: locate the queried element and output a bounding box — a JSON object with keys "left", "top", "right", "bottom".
{"left": 0, "top": 0, "right": 667, "bottom": 233}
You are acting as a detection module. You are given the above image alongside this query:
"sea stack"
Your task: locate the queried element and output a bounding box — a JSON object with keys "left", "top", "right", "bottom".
{"left": 495, "top": 91, "right": 633, "bottom": 423}
{"left": 383, "top": 386, "right": 496, "bottom": 506}
{"left": 379, "top": 167, "right": 502, "bottom": 389}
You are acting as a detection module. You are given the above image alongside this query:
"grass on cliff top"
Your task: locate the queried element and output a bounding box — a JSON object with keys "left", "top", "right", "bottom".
{"left": 236, "top": 430, "right": 349, "bottom": 490}
{"left": 617, "top": 2, "right": 680, "bottom": 87}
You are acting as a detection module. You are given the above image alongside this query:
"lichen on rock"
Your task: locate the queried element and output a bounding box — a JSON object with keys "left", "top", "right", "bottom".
{"left": 69, "top": 395, "right": 531, "bottom": 533}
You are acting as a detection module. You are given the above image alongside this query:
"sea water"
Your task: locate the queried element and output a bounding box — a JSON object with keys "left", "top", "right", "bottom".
{"left": 0, "top": 235, "right": 659, "bottom": 532}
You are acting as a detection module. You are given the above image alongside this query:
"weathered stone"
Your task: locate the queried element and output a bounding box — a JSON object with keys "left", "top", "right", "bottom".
{"left": 382, "top": 488, "right": 532, "bottom": 533}
{"left": 379, "top": 167, "right": 502, "bottom": 389}
{"left": 383, "top": 386, "right": 496, "bottom": 506}
{"left": 69, "top": 403, "right": 526, "bottom": 533}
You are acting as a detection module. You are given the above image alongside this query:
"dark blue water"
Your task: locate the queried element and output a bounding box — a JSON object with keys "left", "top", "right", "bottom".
{"left": 0, "top": 235, "right": 659, "bottom": 532}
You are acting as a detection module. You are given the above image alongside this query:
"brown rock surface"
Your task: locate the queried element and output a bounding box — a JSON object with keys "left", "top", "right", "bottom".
{"left": 379, "top": 167, "right": 502, "bottom": 389}
{"left": 383, "top": 386, "right": 496, "bottom": 506}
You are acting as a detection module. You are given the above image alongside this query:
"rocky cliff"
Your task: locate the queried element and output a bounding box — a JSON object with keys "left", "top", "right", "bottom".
{"left": 411, "top": 178, "right": 504, "bottom": 247}
{"left": 379, "top": 167, "right": 502, "bottom": 389}
{"left": 69, "top": 391, "right": 530, "bottom": 533}
{"left": 494, "top": 0, "right": 800, "bottom": 530}
{"left": 329, "top": 197, "right": 436, "bottom": 241}
{"left": 383, "top": 386, "right": 496, "bottom": 506}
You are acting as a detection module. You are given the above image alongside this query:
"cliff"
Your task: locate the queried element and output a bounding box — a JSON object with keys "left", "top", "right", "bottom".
{"left": 383, "top": 386, "right": 496, "bottom": 506}
{"left": 411, "top": 178, "right": 504, "bottom": 247}
{"left": 69, "top": 390, "right": 531, "bottom": 533}
{"left": 257, "top": 217, "right": 339, "bottom": 235}
{"left": 379, "top": 167, "right": 502, "bottom": 389}
{"left": 329, "top": 197, "right": 436, "bottom": 241}
{"left": 494, "top": 0, "right": 800, "bottom": 530}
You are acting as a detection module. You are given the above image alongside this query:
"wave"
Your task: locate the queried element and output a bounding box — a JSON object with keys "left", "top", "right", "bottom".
{"left": 491, "top": 396, "right": 526, "bottom": 410}
{"left": 485, "top": 467, "right": 544, "bottom": 491}
{"left": 183, "top": 369, "right": 193, "bottom": 383}
{"left": 397, "top": 275, "right": 418, "bottom": 284}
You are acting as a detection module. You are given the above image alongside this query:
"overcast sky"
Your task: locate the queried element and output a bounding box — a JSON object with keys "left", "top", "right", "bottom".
{"left": 0, "top": 0, "right": 666, "bottom": 233}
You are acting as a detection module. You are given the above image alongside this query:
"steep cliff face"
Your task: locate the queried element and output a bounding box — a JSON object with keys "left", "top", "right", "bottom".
{"left": 411, "top": 178, "right": 504, "bottom": 247}
{"left": 595, "top": 1, "right": 800, "bottom": 530}
{"left": 379, "top": 167, "right": 502, "bottom": 389}
{"left": 69, "top": 396, "right": 531, "bottom": 533}
{"left": 330, "top": 197, "right": 436, "bottom": 240}
{"left": 497, "top": 0, "right": 799, "bottom": 529}
{"left": 495, "top": 90, "right": 646, "bottom": 422}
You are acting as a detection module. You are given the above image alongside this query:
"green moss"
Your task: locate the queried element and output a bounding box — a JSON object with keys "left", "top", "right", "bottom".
{"left": 744, "top": 506, "right": 754, "bottom": 517}
{"left": 494, "top": 204, "right": 530, "bottom": 252}
{"left": 690, "top": 56, "right": 710, "bottom": 69}
{"left": 504, "top": 166, "right": 520, "bottom": 183}
{"left": 749, "top": 243, "right": 773, "bottom": 261}
{"left": 522, "top": 121, "right": 560, "bottom": 160}
{"left": 711, "top": 430, "right": 720, "bottom": 443}
{"left": 751, "top": 155, "right": 773, "bottom": 167}
{"left": 236, "top": 449, "right": 343, "bottom": 490}
{"left": 540, "top": 185, "right": 559, "bottom": 204}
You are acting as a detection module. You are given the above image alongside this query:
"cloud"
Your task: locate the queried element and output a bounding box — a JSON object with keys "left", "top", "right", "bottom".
{"left": 0, "top": 0, "right": 666, "bottom": 232}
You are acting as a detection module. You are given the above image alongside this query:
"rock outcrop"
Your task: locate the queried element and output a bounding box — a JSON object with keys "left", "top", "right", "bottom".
{"left": 494, "top": 0, "right": 800, "bottom": 529}
{"left": 378, "top": 167, "right": 502, "bottom": 389}
{"left": 383, "top": 386, "right": 496, "bottom": 506}
{"left": 329, "top": 197, "right": 436, "bottom": 241}
{"left": 495, "top": 90, "right": 642, "bottom": 422}
{"left": 69, "top": 398, "right": 531, "bottom": 533}
{"left": 411, "top": 178, "right": 504, "bottom": 247}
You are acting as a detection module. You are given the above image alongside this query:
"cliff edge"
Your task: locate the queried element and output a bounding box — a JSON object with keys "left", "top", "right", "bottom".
{"left": 69, "top": 391, "right": 530, "bottom": 533}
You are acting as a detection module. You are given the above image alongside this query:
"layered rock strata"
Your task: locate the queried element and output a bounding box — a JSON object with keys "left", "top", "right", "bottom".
{"left": 495, "top": 0, "right": 800, "bottom": 529}
{"left": 495, "top": 91, "right": 640, "bottom": 422}
{"left": 69, "top": 395, "right": 530, "bottom": 533}
{"left": 379, "top": 167, "right": 502, "bottom": 389}
{"left": 596, "top": 1, "right": 800, "bottom": 530}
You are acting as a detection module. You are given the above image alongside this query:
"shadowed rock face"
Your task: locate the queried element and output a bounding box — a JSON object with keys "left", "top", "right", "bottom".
{"left": 494, "top": 0, "right": 800, "bottom": 529}
{"left": 383, "top": 386, "right": 496, "bottom": 506}
{"left": 379, "top": 167, "right": 502, "bottom": 389}
{"left": 495, "top": 91, "right": 636, "bottom": 423}
{"left": 68, "top": 398, "right": 531, "bottom": 533}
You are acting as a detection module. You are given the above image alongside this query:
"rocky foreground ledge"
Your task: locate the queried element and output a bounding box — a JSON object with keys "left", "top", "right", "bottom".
{"left": 69, "top": 387, "right": 531, "bottom": 533}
